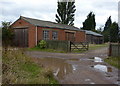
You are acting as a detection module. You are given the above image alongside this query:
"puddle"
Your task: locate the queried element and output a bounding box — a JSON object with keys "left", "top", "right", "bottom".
{"left": 89, "top": 57, "right": 103, "bottom": 62}
{"left": 72, "top": 65, "right": 78, "bottom": 71}
{"left": 94, "top": 57, "right": 103, "bottom": 62}
{"left": 85, "top": 79, "right": 91, "bottom": 82}
{"left": 92, "top": 64, "right": 112, "bottom": 72}
{"left": 90, "top": 82, "right": 95, "bottom": 84}
{"left": 37, "top": 57, "right": 74, "bottom": 79}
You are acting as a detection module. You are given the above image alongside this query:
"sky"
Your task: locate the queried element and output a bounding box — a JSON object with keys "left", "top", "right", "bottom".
{"left": 0, "top": 0, "right": 119, "bottom": 29}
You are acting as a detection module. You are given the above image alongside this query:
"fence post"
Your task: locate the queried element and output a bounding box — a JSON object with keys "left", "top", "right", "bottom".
{"left": 87, "top": 42, "right": 89, "bottom": 50}
{"left": 108, "top": 43, "right": 111, "bottom": 56}
{"left": 68, "top": 41, "right": 71, "bottom": 52}
{"left": 118, "top": 42, "right": 120, "bottom": 56}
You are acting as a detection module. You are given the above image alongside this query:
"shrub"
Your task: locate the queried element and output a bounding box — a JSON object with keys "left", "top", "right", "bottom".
{"left": 38, "top": 40, "right": 47, "bottom": 49}
{"left": 2, "top": 21, "right": 14, "bottom": 47}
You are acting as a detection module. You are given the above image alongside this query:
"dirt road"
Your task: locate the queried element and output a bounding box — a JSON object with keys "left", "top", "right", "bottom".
{"left": 26, "top": 47, "right": 119, "bottom": 85}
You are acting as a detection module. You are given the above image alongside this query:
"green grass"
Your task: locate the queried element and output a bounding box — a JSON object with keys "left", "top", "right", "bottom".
{"left": 2, "top": 49, "right": 58, "bottom": 84}
{"left": 104, "top": 56, "right": 120, "bottom": 69}
{"left": 71, "top": 43, "right": 108, "bottom": 53}
{"left": 89, "top": 43, "right": 108, "bottom": 50}
{"left": 28, "top": 43, "right": 108, "bottom": 53}
{"left": 28, "top": 47, "right": 66, "bottom": 53}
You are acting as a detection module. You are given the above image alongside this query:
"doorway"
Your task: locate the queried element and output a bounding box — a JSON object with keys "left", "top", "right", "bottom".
{"left": 65, "top": 32, "right": 75, "bottom": 42}
{"left": 14, "top": 28, "right": 28, "bottom": 47}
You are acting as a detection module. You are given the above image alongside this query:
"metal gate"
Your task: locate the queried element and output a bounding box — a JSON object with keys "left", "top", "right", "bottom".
{"left": 14, "top": 28, "right": 28, "bottom": 47}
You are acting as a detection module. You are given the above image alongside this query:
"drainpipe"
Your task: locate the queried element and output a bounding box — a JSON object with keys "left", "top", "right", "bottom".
{"left": 36, "top": 26, "right": 38, "bottom": 46}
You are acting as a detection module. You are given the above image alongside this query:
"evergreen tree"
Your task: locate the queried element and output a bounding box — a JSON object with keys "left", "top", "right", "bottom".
{"left": 55, "top": 0, "right": 76, "bottom": 26}
{"left": 102, "top": 16, "right": 112, "bottom": 42}
{"left": 110, "top": 22, "right": 119, "bottom": 42}
{"left": 82, "top": 12, "right": 96, "bottom": 30}
{"left": 103, "top": 16, "right": 112, "bottom": 32}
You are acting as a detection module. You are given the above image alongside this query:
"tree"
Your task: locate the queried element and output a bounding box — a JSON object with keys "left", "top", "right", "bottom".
{"left": 110, "top": 22, "right": 119, "bottom": 42}
{"left": 102, "top": 16, "right": 112, "bottom": 42}
{"left": 82, "top": 12, "right": 96, "bottom": 30}
{"left": 103, "top": 16, "right": 112, "bottom": 32}
{"left": 55, "top": 0, "right": 76, "bottom": 26}
{"left": 2, "top": 21, "right": 14, "bottom": 47}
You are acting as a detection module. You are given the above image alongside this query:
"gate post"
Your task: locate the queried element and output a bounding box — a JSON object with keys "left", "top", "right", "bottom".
{"left": 118, "top": 42, "right": 120, "bottom": 56}
{"left": 87, "top": 42, "right": 89, "bottom": 50}
{"left": 68, "top": 41, "right": 71, "bottom": 52}
{"left": 108, "top": 43, "right": 111, "bottom": 56}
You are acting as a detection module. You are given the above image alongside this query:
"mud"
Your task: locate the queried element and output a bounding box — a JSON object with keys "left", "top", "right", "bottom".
{"left": 26, "top": 47, "right": 119, "bottom": 84}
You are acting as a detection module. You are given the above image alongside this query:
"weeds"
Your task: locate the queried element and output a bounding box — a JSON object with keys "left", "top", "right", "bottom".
{"left": 2, "top": 48, "right": 58, "bottom": 84}
{"left": 105, "top": 57, "right": 120, "bottom": 69}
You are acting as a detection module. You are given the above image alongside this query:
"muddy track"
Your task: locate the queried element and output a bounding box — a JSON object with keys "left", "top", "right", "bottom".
{"left": 26, "top": 47, "right": 119, "bottom": 85}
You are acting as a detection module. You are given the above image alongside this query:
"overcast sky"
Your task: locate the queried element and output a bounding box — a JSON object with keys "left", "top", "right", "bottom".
{"left": 0, "top": 0, "right": 119, "bottom": 29}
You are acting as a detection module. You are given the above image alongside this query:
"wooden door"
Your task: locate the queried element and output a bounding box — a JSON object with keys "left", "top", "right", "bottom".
{"left": 65, "top": 32, "right": 75, "bottom": 42}
{"left": 14, "top": 28, "right": 28, "bottom": 47}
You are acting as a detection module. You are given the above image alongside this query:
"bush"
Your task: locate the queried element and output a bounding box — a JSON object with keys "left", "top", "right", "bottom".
{"left": 38, "top": 40, "right": 47, "bottom": 49}
{"left": 2, "top": 21, "right": 14, "bottom": 47}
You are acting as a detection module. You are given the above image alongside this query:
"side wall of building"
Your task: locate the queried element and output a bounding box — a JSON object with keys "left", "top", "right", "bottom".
{"left": 11, "top": 18, "right": 36, "bottom": 48}
{"left": 37, "top": 27, "right": 66, "bottom": 41}
{"left": 37, "top": 27, "right": 86, "bottom": 43}
{"left": 86, "top": 34, "right": 103, "bottom": 44}
{"left": 75, "top": 31, "right": 86, "bottom": 42}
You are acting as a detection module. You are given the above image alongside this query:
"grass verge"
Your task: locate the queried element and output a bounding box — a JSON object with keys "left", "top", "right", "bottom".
{"left": 28, "top": 43, "right": 108, "bottom": 53}
{"left": 28, "top": 47, "right": 65, "bottom": 53}
{"left": 2, "top": 49, "right": 58, "bottom": 84}
{"left": 89, "top": 43, "right": 108, "bottom": 50}
{"left": 104, "top": 56, "right": 120, "bottom": 69}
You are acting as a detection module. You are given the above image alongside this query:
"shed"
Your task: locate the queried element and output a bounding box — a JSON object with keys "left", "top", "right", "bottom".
{"left": 11, "top": 16, "right": 86, "bottom": 48}
{"left": 85, "top": 30, "right": 103, "bottom": 44}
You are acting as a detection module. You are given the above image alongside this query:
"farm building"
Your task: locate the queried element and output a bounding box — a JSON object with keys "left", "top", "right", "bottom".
{"left": 85, "top": 30, "right": 103, "bottom": 44}
{"left": 10, "top": 16, "right": 86, "bottom": 48}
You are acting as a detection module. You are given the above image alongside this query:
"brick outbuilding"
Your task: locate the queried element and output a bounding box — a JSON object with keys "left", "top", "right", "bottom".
{"left": 11, "top": 16, "right": 86, "bottom": 48}
{"left": 85, "top": 30, "right": 103, "bottom": 44}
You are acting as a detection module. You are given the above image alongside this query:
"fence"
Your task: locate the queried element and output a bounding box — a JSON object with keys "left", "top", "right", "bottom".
{"left": 46, "top": 40, "right": 70, "bottom": 52}
{"left": 45, "top": 40, "right": 89, "bottom": 52}
{"left": 109, "top": 43, "right": 120, "bottom": 57}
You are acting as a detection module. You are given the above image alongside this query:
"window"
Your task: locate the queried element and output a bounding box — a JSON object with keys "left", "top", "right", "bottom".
{"left": 43, "top": 30, "right": 49, "bottom": 40}
{"left": 52, "top": 31, "right": 58, "bottom": 40}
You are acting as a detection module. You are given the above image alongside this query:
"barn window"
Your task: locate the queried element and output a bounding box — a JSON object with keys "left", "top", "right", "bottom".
{"left": 52, "top": 31, "right": 58, "bottom": 40}
{"left": 43, "top": 30, "right": 49, "bottom": 40}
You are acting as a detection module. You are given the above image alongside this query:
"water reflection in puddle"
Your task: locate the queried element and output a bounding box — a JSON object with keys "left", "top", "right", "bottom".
{"left": 94, "top": 57, "right": 103, "bottom": 62}
{"left": 72, "top": 65, "right": 77, "bottom": 71}
{"left": 89, "top": 57, "right": 103, "bottom": 62}
{"left": 92, "top": 64, "right": 112, "bottom": 72}
{"left": 85, "top": 79, "right": 91, "bottom": 82}
{"left": 37, "top": 57, "right": 74, "bottom": 79}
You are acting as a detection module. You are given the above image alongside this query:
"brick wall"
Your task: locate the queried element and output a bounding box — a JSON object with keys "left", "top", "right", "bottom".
{"left": 11, "top": 18, "right": 36, "bottom": 48}
{"left": 75, "top": 31, "right": 86, "bottom": 42}
{"left": 37, "top": 27, "right": 85, "bottom": 43}
{"left": 37, "top": 27, "right": 66, "bottom": 41}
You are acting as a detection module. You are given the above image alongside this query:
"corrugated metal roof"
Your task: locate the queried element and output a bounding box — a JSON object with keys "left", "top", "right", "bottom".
{"left": 20, "top": 16, "right": 83, "bottom": 31}
{"left": 85, "top": 30, "right": 103, "bottom": 37}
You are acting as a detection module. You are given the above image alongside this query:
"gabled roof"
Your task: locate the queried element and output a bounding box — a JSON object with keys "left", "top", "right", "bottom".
{"left": 85, "top": 30, "right": 103, "bottom": 37}
{"left": 20, "top": 16, "right": 82, "bottom": 31}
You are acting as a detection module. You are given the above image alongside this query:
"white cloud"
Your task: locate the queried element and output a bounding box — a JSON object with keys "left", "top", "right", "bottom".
{"left": 0, "top": 0, "right": 118, "bottom": 29}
